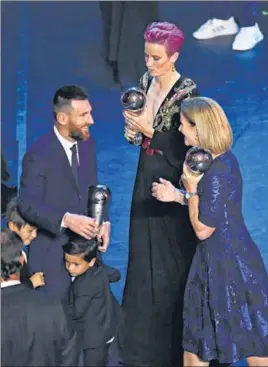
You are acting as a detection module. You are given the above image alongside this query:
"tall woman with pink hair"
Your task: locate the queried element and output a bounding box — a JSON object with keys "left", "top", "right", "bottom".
{"left": 121, "top": 22, "right": 199, "bottom": 366}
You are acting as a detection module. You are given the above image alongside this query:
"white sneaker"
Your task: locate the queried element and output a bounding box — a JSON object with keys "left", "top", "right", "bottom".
{"left": 232, "top": 23, "right": 264, "bottom": 51}
{"left": 193, "top": 17, "right": 239, "bottom": 40}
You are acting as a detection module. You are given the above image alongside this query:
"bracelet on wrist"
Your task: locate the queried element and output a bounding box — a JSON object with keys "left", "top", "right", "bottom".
{"left": 185, "top": 192, "right": 198, "bottom": 200}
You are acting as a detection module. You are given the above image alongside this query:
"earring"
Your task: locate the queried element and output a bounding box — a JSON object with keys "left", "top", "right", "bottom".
{"left": 172, "top": 64, "right": 175, "bottom": 72}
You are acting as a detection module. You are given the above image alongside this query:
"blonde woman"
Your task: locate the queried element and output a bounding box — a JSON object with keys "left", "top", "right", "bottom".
{"left": 152, "top": 97, "right": 268, "bottom": 366}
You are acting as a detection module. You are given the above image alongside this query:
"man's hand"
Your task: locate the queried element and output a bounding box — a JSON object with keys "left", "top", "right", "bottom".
{"left": 97, "top": 222, "right": 111, "bottom": 253}
{"left": 63, "top": 213, "right": 99, "bottom": 240}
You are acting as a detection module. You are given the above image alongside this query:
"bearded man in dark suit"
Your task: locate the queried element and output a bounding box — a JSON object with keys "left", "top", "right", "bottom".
{"left": 18, "top": 85, "right": 119, "bottom": 299}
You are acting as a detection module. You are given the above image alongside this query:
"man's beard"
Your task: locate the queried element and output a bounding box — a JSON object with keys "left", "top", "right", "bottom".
{"left": 69, "top": 129, "right": 89, "bottom": 141}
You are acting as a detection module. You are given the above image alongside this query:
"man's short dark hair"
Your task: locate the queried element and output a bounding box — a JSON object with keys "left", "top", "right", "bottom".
{"left": 53, "top": 85, "right": 89, "bottom": 119}
{"left": 5, "top": 197, "right": 29, "bottom": 228}
{"left": 63, "top": 235, "right": 98, "bottom": 263}
{"left": 1, "top": 229, "right": 23, "bottom": 280}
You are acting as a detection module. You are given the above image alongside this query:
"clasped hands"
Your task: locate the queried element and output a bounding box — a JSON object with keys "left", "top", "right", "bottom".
{"left": 152, "top": 163, "right": 204, "bottom": 203}
{"left": 64, "top": 213, "right": 111, "bottom": 252}
{"left": 123, "top": 109, "right": 153, "bottom": 140}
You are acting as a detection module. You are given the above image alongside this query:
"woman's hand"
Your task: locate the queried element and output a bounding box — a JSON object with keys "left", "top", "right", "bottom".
{"left": 123, "top": 108, "right": 154, "bottom": 138}
{"left": 181, "top": 163, "right": 203, "bottom": 193}
{"left": 152, "top": 178, "right": 177, "bottom": 202}
{"left": 124, "top": 125, "right": 138, "bottom": 141}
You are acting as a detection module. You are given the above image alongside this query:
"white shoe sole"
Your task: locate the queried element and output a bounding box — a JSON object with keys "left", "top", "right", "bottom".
{"left": 232, "top": 33, "right": 264, "bottom": 51}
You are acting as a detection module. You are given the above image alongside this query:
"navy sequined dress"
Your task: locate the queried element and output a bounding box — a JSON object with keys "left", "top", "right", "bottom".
{"left": 183, "top": 150, "right": 268, "bottom": 364}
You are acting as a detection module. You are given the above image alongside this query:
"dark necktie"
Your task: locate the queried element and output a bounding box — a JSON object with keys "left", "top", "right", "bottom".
{"left": 70, "top": 144, "right": 79, "bottom": 186}
{"left": 23, "top": 245, "right": 29, "bottom": 257}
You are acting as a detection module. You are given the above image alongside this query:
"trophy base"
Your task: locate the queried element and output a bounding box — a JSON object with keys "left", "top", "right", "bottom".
{"left": 131, "top": 133, "right": 143, "bottom": 146}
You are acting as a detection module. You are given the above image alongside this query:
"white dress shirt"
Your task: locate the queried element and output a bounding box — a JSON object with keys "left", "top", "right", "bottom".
{"left": 53, "top": 125, "right": 79, "bottom": 165}
{"left": 54, "top": 126, "right": 80, "bottom": 228}
{"left": 22, "top": 250, "right": 27, "bottom": 264}
{"left": 1, "top": 280, "right": 21, "bottom": 288}
{"left": 53, "top": 126, "right": 110, "bottom": 228}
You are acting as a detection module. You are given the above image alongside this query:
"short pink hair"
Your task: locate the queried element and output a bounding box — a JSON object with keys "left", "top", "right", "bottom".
{"left": 144, "top": 21, "right": 184, "bottom": 55}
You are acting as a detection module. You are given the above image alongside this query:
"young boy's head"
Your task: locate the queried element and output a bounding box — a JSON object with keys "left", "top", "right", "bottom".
{"left": 63, "top": 236, "right": 99, "bottom": 277}
{"left": 1, "top": 228, "right": 24, "bottom": 281}
{"left": 6, "top": 197, "right": 37, "bottom": 245}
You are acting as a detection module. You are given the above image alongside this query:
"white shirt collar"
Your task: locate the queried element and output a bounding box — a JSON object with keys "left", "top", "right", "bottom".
{"left": 1, "top": 280, "right": 21, "bottom": 288}
{"left": 53, "top": 125, "right": 77, "bottom": 152}
{"left": 22, "top": 250, "right": 27, "bottom": 264}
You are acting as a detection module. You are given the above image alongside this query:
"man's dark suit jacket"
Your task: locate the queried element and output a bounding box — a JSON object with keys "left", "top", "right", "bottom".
{"left": 63, "top": 262, "right": 123, "bottom": 350}
{"left": 1, "top": 283, "right": 77, "bottom": 366}
{"left": 20, "top": 261, "right": 33, "bottom": 288}
{"left": 18, "top": 130, "right": 98, "bottom": 298}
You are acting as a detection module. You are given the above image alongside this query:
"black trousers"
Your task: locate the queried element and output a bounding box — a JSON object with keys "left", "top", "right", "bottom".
{"left": 83, "top": 342, "right": 111, "bottom": 367}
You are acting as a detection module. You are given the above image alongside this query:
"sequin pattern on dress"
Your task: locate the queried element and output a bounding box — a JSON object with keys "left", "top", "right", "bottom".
{"left": 183, "top": 150, "right": 268, "bottom": 364}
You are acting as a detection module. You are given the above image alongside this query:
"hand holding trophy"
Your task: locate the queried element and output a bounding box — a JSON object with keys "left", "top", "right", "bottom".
{"left": 180, "top": 147, "right": 213, "bottom": 194}
{"left": 184, "top": 146, "right": 213, "bottom": 174}
{"left": 121, "top": 87, "right": 147, "bottom": 145}
{"left": 87, "top": 185, "right": 111, "bottom": 245}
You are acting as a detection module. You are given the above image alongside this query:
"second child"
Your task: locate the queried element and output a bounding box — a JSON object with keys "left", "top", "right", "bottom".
{"left": 6, "top": 197, "right": 45, "bottom": 289}
{"left": 63, "top": 235, "right": 123, "bottom": 366}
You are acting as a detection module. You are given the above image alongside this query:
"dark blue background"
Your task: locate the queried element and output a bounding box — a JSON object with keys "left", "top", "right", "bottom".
{"left": 2, "top": 3, "right": 268, "bottom": 365}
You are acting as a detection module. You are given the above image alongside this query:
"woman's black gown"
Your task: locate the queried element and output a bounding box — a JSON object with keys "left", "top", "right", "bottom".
{"left": 121, "top": 72, "right": 199, "bottom": 366}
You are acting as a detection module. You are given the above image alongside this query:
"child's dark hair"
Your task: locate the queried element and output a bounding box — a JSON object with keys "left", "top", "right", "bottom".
{"left": 63, "top": 235, "right": 99, "bottom": 262}
{"left": 1, "top": 229, "right": 23, "bottom": 280}
{"left": 5, "top": 197, "right": 29, "bottom": 228}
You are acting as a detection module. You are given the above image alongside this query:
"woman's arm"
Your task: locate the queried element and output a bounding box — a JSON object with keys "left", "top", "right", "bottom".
{"left": 152, "top": 178, "right": 186, "bottom": 205}
{"left": 187, "top": 195, "right": 215, "bottom": 240}
{"left": 181, "top": 164, "right": 216, "bottom": 241}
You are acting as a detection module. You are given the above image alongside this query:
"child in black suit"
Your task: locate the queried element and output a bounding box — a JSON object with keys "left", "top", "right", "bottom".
{"left": 5, "top": 197, "right": 45, "bottom": 289}
{"left": 63, "top": 235, "right": 123, "bottom": 367}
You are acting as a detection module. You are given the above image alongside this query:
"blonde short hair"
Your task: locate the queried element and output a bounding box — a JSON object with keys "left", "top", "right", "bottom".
{"left": 181, "top": 97, "right": 233, "bottom": 155}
